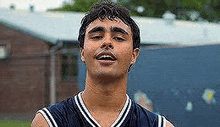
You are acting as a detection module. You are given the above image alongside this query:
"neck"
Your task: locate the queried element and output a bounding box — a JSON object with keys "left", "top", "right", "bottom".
{"left": 82, "top": 73, "right": 128, "bottom": 112}
{"left": 81, "top": 73, "right": 129, "bottom": 126}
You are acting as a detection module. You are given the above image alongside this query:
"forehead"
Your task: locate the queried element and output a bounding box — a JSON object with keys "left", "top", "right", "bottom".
{"left": 86, "top": 18, "right": 132, "bottom": 34}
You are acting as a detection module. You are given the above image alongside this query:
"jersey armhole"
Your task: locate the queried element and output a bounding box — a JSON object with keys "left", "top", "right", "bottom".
{"left": 37, "top": 108, "right": 58, "bottom": 127}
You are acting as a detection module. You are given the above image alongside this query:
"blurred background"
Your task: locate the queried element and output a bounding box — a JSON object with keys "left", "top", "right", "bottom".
{"left": 0, "top": 0, "right": 220, "bottom": 126}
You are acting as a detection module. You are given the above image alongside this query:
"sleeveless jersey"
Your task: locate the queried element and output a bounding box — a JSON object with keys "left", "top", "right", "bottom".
{"left": 38, "top": 92, "right": 168, "bottom": 127}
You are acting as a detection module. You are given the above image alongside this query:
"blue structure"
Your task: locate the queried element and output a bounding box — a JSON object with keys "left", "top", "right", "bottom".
{"left": 78, "top": 44, "right": 220, "bottom": 127}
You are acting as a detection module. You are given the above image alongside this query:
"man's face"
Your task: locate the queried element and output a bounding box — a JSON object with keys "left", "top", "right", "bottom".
{"left": 81, "top": 18, "right": 139, "bottom": 78}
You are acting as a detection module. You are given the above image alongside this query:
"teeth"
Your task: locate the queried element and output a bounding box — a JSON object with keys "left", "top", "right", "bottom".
{"left": 100, "top": 55, "right": 112, "bottom": 59}
{"left": 99, "top": 55, "right": 113, "bottom": 60}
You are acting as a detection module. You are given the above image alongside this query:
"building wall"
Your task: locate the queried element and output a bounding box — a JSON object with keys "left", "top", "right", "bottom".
{"left": 0, "top": 24, "right": 49, "bottom": 113}
{"left": 0, "top": 24, "right": 78, "bottom": 113}
{"left": 127, "top": 45, "right": 220, "bottom": 127}
{"left": 56, "top": 54, "right": 79, "bottom": 103}
{"left": 57, "top": 81, "right": 79, "bottom": 102}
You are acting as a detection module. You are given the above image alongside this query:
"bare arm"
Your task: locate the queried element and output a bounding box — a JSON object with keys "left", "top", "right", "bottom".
{"left": 166, "top": 120, "right": 174, "bottom": 127}
{"left": 31, "top": 113, "right": 49, "bottom": 127}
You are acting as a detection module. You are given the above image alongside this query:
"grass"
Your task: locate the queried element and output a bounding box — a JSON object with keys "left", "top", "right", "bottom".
{"left": 0, "top": 120, "right": 31, "bottom": 127}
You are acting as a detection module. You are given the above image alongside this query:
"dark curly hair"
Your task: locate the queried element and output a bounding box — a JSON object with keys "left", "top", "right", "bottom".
{"left": 78, "top": 0, "right": 140, "bottom": 49}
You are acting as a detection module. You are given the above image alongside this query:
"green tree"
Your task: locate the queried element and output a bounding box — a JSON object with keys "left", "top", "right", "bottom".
{"left": 120, "top": 0, "right": 220, "bottom": 22}
{"left": 120, "top": 0, "right": 168, "bottom": 17}
{"left": 50, "top": 0, "right": 100, "bottom": 12}
{"left": 200, "top": 0, "right": 220, "bottom": 22}
{"left": 49, "top": 0, "right": 220, "bottom": 22}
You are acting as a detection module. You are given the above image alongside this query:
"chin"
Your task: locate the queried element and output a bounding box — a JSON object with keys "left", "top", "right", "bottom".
{"left": 96, "top": 70, "right": 126, "bottom": 79}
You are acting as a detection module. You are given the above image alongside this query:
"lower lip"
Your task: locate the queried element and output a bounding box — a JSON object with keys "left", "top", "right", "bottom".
{"left": 97, "top": 60, "right": 116, "bottom": 65}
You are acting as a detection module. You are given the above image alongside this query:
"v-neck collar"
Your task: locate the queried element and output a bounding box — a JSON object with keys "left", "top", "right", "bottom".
{"left": 75, "top": 92, "right": 132, "bottom": 127}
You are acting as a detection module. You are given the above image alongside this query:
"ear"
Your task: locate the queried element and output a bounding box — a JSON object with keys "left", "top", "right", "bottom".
{"left": 80, "top": 48, "right": 85, "bottom": 63}
{"left": 131, "top": 48, "right": 140, "bottom": 65}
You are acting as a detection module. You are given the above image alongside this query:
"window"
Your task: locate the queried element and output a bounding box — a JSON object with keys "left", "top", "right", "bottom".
{"left": 61, "top": 53, "right": 78, "bottom": 81}
{"left": 0, "top": 44, "right": 10, "bottom": 59}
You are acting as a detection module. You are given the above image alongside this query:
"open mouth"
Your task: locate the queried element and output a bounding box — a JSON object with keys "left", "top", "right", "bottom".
{"left": 95, "top": 52, "right": 117, "bottom": 61}
{"left": 96, "top": 55, "right": 117, "bottom": 61}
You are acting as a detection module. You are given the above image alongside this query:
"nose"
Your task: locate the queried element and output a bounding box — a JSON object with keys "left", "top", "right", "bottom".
{"left": 101, "top": 41, "right": 113, "bottom": 49}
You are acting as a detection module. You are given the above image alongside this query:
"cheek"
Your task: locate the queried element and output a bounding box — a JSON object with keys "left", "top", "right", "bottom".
{"left": 84, "top": 49, "right": 93, "bottom": 60}
{"left": 83, "top": 43, "right": 95, "bottom": 57}
{"left": 118, "top": 48, "right": 133, "bottom": 64}
{"left": 83, "top": 45, "right": 99, "bottom": 63}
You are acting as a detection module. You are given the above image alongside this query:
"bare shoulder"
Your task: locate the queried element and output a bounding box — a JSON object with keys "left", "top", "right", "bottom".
{"left": 31, "top": 113, "right": 49, "bottom": 127}
{"left": 166, "top": 120, "right": 174, "bottom": 127}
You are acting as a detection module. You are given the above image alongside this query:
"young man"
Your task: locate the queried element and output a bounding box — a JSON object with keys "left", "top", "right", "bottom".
{"left": 32, "top": 1, "right": 174, "bottom": 127}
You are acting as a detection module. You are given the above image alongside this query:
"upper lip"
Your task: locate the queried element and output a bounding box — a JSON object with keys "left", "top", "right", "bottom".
{"left": 95, "top": 50, "right": 117, "bottom": 61}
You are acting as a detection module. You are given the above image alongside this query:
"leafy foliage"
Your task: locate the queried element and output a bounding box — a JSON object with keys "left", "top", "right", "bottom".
{"left": 50, "top": 0, "right": 100, "bottom": 12}
{"left": 50, "top": 0, "right": 220, "bottom": 22}
{"left": 120, "top": 0, "right": 220, "bottom": 22}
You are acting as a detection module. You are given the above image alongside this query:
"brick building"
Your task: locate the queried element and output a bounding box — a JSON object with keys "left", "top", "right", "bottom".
{"left": 0, "top": 9, "right": 81, "bottom": 114}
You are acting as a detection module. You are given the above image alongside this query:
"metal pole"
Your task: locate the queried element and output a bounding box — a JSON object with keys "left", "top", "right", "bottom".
{"left": 50, "top": 51, "right": 56, "bottom": 105}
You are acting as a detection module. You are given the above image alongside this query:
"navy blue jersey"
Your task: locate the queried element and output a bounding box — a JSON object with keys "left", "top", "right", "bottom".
{"left": 38, "top": 92, "right": 168, "bottom": 127}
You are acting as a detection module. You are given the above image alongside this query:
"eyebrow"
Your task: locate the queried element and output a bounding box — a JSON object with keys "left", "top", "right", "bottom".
{"left": 111, "top": 27, "right": 129, "bottom": 35}
{"left": 88, "top": 26, "right": 105, "bottom": 34}
{"left": 87, "top": 26, "right": 129, "bottom": 35}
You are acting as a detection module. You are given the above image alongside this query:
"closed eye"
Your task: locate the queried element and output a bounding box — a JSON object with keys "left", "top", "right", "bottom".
{"left": 114, "top": 37, "right": 126, "bottom": 41}
{"left": 91, "top": 36, "right": 103, "bottom": 40}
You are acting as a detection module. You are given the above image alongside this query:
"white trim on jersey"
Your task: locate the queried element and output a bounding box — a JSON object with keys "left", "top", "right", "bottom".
{"left": 111, "top": 95, "right": 131, "bottom": 127}
{"left": 162, "top": 116, "right": 167, "bottom": 127}
{"left": 37, "top": 108, "right": 58, "bottom": 127}
{"left": 158, "top": 115, "right": 166, "bottom": 127}
{"left": 158, "top": 115, "right": 162, "bottom": 127}
{"left": 37, "top": 110, "right": 53, "bottom": 127}
{"left": 75, "top": 92, "right": 131, "bottom": 127}
{"left": 75, "top": 94, "right": 100, "bottom": 127}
